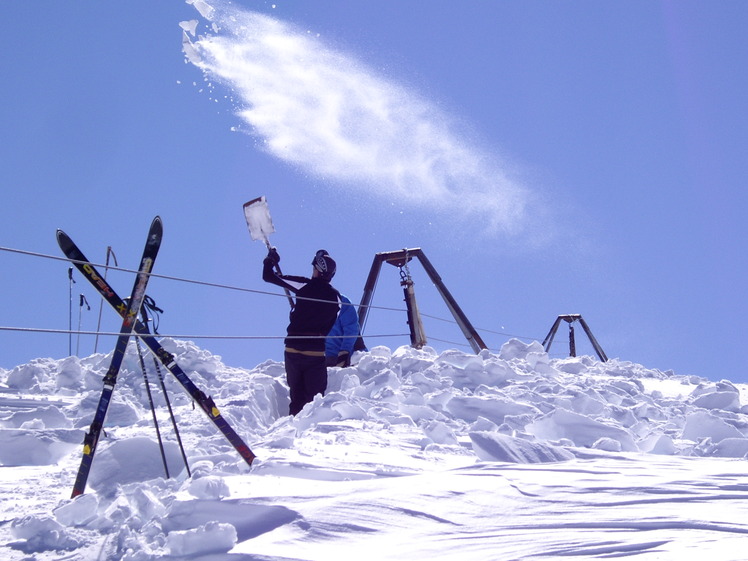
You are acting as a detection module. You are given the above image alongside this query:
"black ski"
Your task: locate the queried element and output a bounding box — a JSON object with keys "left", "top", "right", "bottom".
{"left": 57, "top": 228, "right": 257, "bottom": 476}
{"left": 61, "top": 216, "right": 163, "bottom": 497}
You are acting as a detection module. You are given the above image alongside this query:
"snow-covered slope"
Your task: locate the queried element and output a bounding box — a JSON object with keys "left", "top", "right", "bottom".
{"left": 2, "top": 339, "right": 748, "bottom": 559}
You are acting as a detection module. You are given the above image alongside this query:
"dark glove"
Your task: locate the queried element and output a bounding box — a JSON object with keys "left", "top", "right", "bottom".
{"left": 264, "top": 247, "right": 280, "bottom": 266}
{"left": 325, "top": 351, "right": 350, "bottom": 368}
{"left": 336, "top": 351, "right": 350, "bottom": 368}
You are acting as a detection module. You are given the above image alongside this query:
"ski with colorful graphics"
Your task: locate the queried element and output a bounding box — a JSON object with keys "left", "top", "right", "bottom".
{"left": 57, "top": 226, "right": 256, "bottom": 483}
{"left": 60, "top": 216, "right": 163, "bottom": 497}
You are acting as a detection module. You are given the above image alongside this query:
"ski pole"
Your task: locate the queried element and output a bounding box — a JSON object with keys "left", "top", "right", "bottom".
{"left": 76, "top": 294, "right": 90, "bottom": 356}
{"left": 68, "top": 267, "right": 75, "bottom": 356}
{"left": 141, "top": 303, "right": 191, "bottom": 477}
{"left": 150, "top": 345, "right": 191, "bottom": 478}
{"left": 136, "top": 337, "right": 170, "bottom": 479}
{"left": 94, "top": 246, "right": 117, "bottom": 353}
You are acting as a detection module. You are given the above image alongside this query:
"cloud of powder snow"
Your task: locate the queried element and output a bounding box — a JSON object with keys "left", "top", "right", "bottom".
{"left": 183, "top": 0, "right": 546, "bottom": 237}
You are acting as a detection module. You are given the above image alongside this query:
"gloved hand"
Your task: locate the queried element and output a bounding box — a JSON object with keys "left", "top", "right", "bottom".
{"left": 336, "top": 351, "right": 350, "bottom": 368}
{"left": 264, "top": 247, "right": 280, "bottom": 266}
{"left": 325, "top": 351, "right": 350, "bottom": 368}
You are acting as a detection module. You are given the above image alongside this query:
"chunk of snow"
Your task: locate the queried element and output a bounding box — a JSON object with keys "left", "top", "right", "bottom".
{"left": 527, "top": 408, "right": 638, "bottom": 451}
{"left": 179, "top": 19, "right": 199, "bottom": 36}
{"left": 470, "top": 431, "right": 574, "bottom": 463}
{"left": 167, "top": 520, "right": 237, "bottom": 556}
{"left": 681, "top": 410, "right": 744, "bottom": 443}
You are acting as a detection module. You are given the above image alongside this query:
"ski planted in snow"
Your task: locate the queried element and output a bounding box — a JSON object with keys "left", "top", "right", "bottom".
{"left": 60, "top": 216, "right": 163, "bottom": 498}
{"left": 57, "top": 228, "right": 257, "bottom": 478}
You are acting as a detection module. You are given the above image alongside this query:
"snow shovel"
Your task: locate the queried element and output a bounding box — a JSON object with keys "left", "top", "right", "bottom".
{"left": 243, "top": 196, "right": 294, "bottom": 308}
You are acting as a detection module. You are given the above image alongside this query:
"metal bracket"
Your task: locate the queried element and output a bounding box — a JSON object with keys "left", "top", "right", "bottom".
{"left": 358, "top": 248, "right": 487, "bottom": 353}
{"left": 541, "top": 314, "right": 608, "bottom": 361}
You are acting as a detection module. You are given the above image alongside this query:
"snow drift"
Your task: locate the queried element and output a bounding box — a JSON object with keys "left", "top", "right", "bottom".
{"left": 2, "top": 338, "right": 748, "bottom": 559}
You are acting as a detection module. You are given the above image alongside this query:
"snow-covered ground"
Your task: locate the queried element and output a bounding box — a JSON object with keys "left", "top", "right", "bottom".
{"left": 2, "top": 338, "right": 748, "bottom": 560}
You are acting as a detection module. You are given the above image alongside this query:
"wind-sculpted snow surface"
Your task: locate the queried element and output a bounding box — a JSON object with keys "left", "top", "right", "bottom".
{"left": 2, "top": 338, "right": 748, "bottom": 559}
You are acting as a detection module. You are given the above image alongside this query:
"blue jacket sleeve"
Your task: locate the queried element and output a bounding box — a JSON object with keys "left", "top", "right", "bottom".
{"left": 326, "top": 295, "right": 360, "bottom": 357}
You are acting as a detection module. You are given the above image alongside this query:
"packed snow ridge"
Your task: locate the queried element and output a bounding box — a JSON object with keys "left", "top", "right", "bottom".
{"left": 2, "top": 339, "right": 748, "bottom": 558}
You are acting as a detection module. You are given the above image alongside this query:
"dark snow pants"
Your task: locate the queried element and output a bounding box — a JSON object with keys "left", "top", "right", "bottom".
{"left": 284, "top": 351, "right": 328, "bottom": 416}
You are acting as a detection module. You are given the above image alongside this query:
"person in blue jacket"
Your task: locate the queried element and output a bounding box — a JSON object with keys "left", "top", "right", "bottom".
{"left": 325, "top": 294, "right": 365, "bottom": 367}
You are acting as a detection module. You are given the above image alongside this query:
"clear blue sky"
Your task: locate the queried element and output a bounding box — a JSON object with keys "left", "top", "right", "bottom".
{"left": 1, "top": 1, "right": 746, "bottom": 382}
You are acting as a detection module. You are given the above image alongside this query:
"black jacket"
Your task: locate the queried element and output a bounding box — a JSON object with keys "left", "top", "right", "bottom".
{"left": 263, "top": 260, "right": 340, "bottom": 353}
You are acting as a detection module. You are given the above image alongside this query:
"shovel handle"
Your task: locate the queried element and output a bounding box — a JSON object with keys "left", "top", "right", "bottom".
{"left": 264, "top": 238, "right": 295, "bottom": 309}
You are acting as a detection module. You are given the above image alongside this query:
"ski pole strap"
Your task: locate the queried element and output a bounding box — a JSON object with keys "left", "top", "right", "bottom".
{"left": 143, "top": 295, "right": 163, "bottom": 314}
{"left": 142, "top": 295, "right": 163, "bottom": 334}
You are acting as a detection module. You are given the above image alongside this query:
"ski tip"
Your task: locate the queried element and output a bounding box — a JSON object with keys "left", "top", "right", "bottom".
{"left": 56, "top": 229, "right": 71, "bottom": 246}
{"left": 151, "top": 216, "right": 163, "bottom": 234}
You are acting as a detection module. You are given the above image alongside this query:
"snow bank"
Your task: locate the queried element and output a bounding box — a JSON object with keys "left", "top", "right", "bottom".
{"left": 4, "top": 338, "right": 748, "bottom": 471}
{"left": 3, "top": 336, "right": 748, "bottom": 557}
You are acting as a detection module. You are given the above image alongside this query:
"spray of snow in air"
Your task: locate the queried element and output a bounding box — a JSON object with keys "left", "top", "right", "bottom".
{"left": 181, "top": 0, "right": 538, "bottom": 235}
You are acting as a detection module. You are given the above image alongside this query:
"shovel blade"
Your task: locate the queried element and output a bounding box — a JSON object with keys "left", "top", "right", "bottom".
{"left": 243, "top": 196, "right": 275, "bottom": 242}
